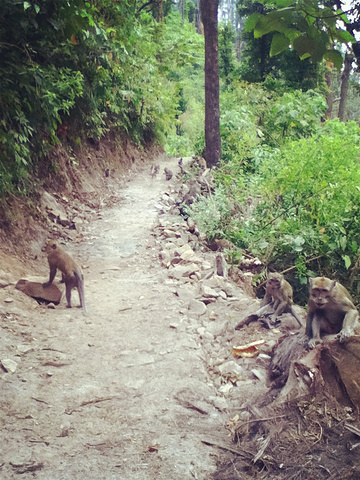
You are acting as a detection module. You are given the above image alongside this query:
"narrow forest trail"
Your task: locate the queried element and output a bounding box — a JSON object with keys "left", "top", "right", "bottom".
{"left": 1, "top": 156, "right": 262, "bottom": 480}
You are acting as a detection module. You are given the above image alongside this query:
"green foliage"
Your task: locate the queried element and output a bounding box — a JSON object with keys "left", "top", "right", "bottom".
{"left": 219, "top": 23, "right": 236, "bottom": 85}
{"left": 244, "top": 0, "right": 355, "bottom": 67}
{"left": 210, "top": 119, "right": 360, "bottom": 299}
{"left": 184, "top": 184, "right": 233, "bottom": 241}
{"left": 244, "top": 120, "right": 360, "bottom": 287}
{"left": 220, "top": 87, "right": 262, "bottom": 168}
{"left": 237, "top": 3, "right": 326, "bottom": 91}
{"left": 0, "top": 1, "right": 203, "bottom": 195}
{"left": 262, "top": 89, "right": 327, "bottom": 145}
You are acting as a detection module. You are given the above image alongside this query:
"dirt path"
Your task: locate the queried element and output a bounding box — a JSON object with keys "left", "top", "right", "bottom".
{"left": 1, "top": 157, "right": 258, "bottom": 480}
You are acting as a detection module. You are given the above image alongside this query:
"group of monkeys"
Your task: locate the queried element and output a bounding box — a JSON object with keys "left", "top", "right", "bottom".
{"left": 236, "top": 272, "right": 359, "bottom": 348}
{"left": 42, "top": 240, "right": 358, "bottom": 349}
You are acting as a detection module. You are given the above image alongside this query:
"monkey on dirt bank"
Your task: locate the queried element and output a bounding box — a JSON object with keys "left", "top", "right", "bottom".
{"left": 43, "top": 240, "right": 87, "bottom": 313}
{"left": 235, "top": 272, "right": 302, "bottom": 330}
{"left": 306, "top": 276, "right": 359, "bottom": 348}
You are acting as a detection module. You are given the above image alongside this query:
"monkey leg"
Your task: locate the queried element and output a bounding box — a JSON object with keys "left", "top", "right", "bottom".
{"left": 235, "top": 314, "right": 258, "bottom": 330}
{"left": 289, "top": 307, "right": 303, "bottom": 327}
{"left": 65, "top": 276, "right": 77, "bottom": 308}
{"left": 273, "top": 300, "right": 289, "bottom": 317}
{"left": 65, "top": 285, "right": 72, "bottom": 308}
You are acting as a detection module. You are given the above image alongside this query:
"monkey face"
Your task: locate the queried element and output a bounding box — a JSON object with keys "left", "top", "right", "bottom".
{"left": 310, "top": 288, "right": 330, "bottom": 309}
{"left": 267, "top": 278, "right": 281, "bottom": 293}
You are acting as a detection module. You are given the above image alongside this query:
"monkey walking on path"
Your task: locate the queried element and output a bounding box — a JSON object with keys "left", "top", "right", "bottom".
{"left": 43, "top": 240, "right": 87, "bottom": 313}
{"left": 306, "top": 276, "right": 359, "bottom": 348}
{"left": 235, "top": 272, "right": 303, "bottom": 330}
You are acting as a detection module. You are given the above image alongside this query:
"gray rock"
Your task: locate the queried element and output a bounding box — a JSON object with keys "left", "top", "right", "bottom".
{"left": 1, "top": 358, "right": 18, "bottom": 373}
{"left": 188, "top": 299, "right": 207, "bottom": 316}
{"left": 218, "top": 361, "right": 246, "bottom": 382}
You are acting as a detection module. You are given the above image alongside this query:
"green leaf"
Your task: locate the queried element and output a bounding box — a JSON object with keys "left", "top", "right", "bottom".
{"left": 270, "top": 33, "right": 290, "bottom": 56}
{"left": 333, "top": 29, "right": 356, "bottom": 44}
{"left": 293, "top": 35, "right": 316, "bottom": 57}
{"left": 323, "top": 50, "right": 343, "bottom": 70}
{"left": 293, "top": 34, "right": 327, "bottom": 62}
{"left": 244, "top": 13, "right": 263, "bottom": 33}
{"left": 253, "top": 12, "right": 288, "bottom": 38}
{"left": 23, "top": 2, "right": 31, "bottom": 10}
{"left": 343, "top": 255, "right": 351, "bottom": 269}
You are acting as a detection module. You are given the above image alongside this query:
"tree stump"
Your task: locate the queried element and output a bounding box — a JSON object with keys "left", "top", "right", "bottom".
{"left": 270, "top": 333, "right": 360, "bottom": 408}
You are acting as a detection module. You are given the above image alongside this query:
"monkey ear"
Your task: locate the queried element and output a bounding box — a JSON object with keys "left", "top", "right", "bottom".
{"left": 330, "top": 281, "right": 337, "bottom": 291}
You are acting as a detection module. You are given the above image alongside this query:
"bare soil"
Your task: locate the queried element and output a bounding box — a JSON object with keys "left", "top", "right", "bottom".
{"left": 1, "top": 142, "right": 360, "bottom": 480}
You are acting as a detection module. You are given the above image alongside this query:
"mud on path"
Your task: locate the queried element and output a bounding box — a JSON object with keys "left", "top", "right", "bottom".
{"left": 0, "top": 156, "right": 268, "bottom": 480}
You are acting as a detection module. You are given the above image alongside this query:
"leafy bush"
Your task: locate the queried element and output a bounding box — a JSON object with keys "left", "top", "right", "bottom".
{"left": 262, "top": 90, "right": 328, "bottom": 145}
{"left": 235, "top": 120, "right": 360, "bottom": 291}
{"left": 0, "top": 2, "right": 202, "bottom": 195}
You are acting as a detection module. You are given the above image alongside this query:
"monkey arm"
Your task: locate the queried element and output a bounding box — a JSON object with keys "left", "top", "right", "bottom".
{"left": 260, "top": 293, "right": 272, "bottom": 308}
{"left": 43, "top": 266, "right": 57, "bottom": 288}
{"left": 307, "top": 312, "right": 323, "bottom": 348}
{"left": 339, "top": 309, "right": 359, "bottom": 342}
{"left": 305, "top": 312, "right": 313, "bottom": 338}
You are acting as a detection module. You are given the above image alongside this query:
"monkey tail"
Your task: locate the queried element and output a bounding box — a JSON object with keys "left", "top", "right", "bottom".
{"left": 290, "top": 307, "right": 302, "bottom": 327}
{"left": 75, "top": 270, "right": 87, "bottom": 314}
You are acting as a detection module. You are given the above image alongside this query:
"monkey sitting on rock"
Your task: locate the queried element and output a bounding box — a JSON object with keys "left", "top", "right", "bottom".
{"left": 43, "top": 239, "right": 87, "bottom": 313}
{"left": 235, "top": 272, "right": 302, "bottom": 330}
{"left": 305, "top": 276, "right": 359, "bottom": 348}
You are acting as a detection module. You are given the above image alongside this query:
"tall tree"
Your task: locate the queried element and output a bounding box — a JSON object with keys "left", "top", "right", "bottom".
{"left": 200, "top": 0, "right": 221, "bottom": 168}
{"left": 338, "top": 53, "right": 353, "bottom": 121}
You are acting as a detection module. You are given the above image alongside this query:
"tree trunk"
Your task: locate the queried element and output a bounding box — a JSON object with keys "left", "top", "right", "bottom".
{"left": 200, "top": 0, "right": 221, "bottom": 168}
{"left": 157, "top": 0, "right": 164, "bottom": 22}
{"left": 324, "top": 63, "right": 334, "bottom": 120}
{"left": 338, "top": 53, "right": 353, "bottom": 122}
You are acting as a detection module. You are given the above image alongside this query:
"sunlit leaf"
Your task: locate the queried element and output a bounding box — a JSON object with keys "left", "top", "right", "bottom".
{"left": 333, "top": 29, "right": 356, "bottom": 44}
{"left": 343, "top": 255, "right": 351, "bottom": 269}
{"left": 244, "top": 13, "right": 262, "bottom": 33}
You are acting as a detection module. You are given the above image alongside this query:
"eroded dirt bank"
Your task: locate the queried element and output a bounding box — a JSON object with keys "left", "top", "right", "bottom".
{"left": 1, "top": 152, "right": 360, "bottom": 480}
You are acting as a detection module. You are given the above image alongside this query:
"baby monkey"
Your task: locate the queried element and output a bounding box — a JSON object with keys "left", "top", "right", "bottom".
{"left": 258, "top": 272, "right": 302, "bottom": 327}
{"left": 235, "top": 272, "right": 302, "bottom": 330}
{"left": 43, "top": 239, "right": 87, "bottom": 312}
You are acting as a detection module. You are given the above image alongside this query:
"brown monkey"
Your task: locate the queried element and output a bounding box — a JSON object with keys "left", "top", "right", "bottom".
{"left": 235, "top": 272, "right": 302, "bottom": 330}
{"left": 306, "top": 276, "right": 359, "bottom": 348}
{"left": 43, "top": 240, "right": 87, "bottom": 312}
{"left": 164, "top": 167, "right": 173, "bottom": 181}
{"left": 150, "top": 164, "right": 159, "bottom": 178}
{"left": 260, "top": 272, "right": 302, "bottom": 326}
